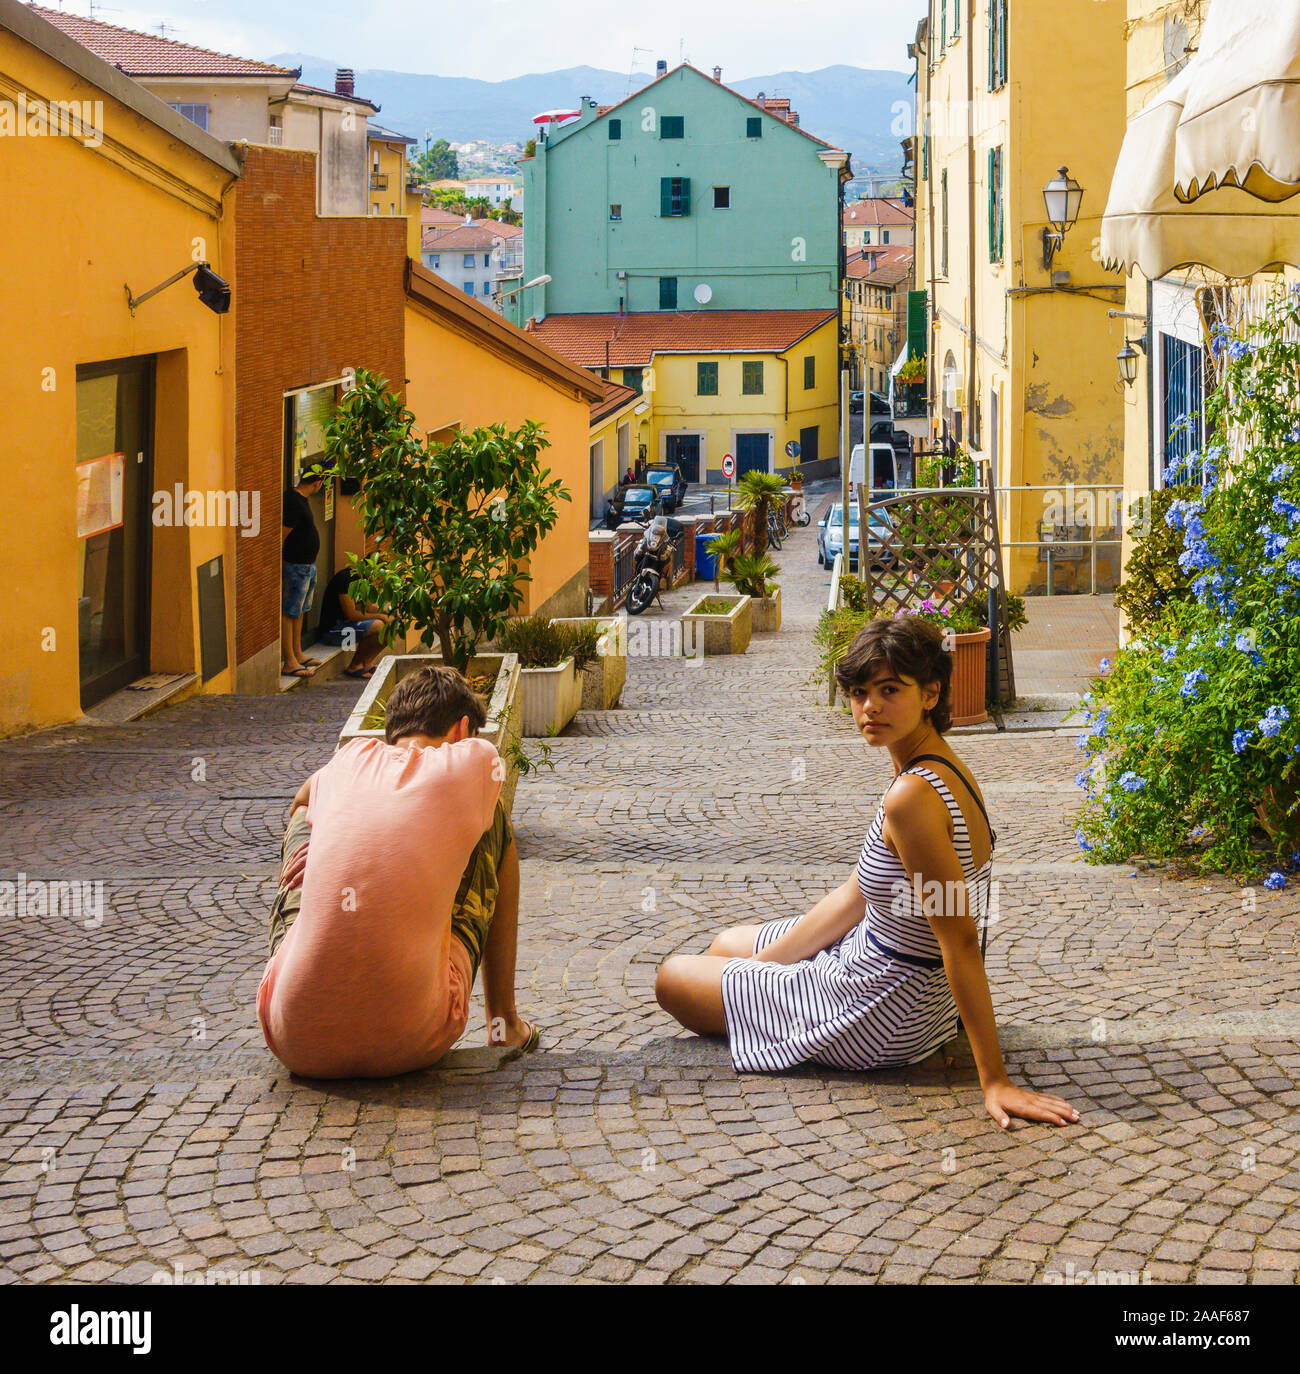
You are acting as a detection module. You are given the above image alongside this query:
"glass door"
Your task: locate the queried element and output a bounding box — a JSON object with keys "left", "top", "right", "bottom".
{"left": 76, "top": 357, "right": 154, "bottom": 706}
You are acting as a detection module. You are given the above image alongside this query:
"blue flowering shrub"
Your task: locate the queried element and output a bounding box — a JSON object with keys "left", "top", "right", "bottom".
{"left": 1075, "top": 296, "right": 1300, "bottom": 882}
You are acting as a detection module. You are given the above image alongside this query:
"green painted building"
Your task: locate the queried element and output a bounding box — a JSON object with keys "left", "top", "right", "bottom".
{"left": 510, "top": 64, "right": 850, "bottom": 325}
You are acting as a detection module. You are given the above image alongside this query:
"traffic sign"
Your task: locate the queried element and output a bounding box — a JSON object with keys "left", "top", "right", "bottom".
{"left": 786, "top": 441, "right": 801, "bottom": 459}
{"left": 722, "top": 453, "right": 735, "bottom": 478}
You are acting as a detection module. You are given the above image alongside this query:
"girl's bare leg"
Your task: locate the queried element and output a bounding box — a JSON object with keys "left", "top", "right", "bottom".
{"left": 655, "top": 954, "right": 730, "bottom": 1034}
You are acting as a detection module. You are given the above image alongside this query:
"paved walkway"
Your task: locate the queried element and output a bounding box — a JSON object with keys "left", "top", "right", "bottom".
{"left": 1, "top": 513, "right": 1298, "bottom": 1285}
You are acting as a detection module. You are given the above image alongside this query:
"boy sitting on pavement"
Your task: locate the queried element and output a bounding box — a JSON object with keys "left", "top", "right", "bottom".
{"left": 257, "top": 666, "right": 537, "bottom": 1078}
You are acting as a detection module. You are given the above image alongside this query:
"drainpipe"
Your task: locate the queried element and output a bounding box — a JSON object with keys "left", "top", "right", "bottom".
{"left": 966, "top": 3, "right": 977, "bottom": 461}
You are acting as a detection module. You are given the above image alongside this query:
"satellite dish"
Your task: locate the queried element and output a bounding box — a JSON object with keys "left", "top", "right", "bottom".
{"left": 694, "top": 283, "right": 713, "bottom": 304}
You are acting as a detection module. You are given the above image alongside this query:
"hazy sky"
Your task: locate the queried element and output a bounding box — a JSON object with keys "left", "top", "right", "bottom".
{"left": 50, "top": 0, "right": 926, "bottom": 79}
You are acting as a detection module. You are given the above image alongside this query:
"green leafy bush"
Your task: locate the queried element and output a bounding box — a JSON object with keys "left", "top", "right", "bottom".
{"left": 726, "top": 553, "right": 780, "bottom": 600}
{"left": 496, "top": 616, "right": 601, "bottom": 672}
{"left": 1076, "top": 297, "right": 1300, "bottom": 882}
{"left": 1113, "top": 486, "right": 1195, "bottom": 635}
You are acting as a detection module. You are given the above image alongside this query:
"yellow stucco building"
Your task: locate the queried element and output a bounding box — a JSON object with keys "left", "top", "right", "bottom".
{"left": 1, "top": 2, "right": 241, "bottom": 735}
{"left": 911, "top": 0, "right": 1129, "bottom": 592}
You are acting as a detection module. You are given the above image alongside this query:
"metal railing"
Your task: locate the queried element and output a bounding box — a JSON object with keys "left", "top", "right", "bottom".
{"left": 668, "top": 531, "right": 687, "bottom": 585}
{"left": 892, "top": 387, "right": 928, "bottom": 420}
{"left": 370, "top": 173, "right": 389, "bottom": 190}
{"left": 612, "top": 533, "right": 638, "bottom": 607}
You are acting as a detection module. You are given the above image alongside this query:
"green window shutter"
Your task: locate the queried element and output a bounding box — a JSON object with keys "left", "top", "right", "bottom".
{"left": 697, "top": 361, "right": 718, "bottom": 396}
{"left": 660, "top": 277, "right": 678, "bottom": 310}
{"left": 804, "top": 355, "right": 815, "bottom": 389}
{"left": 953, "top": 0, "right": 960, "bottom": 36}
{"left": 661, "top": 115, "right": 684, "bottom": 139}
{"left": 623, "top": 368, "right": 643, "bottom": 396}
{"left": 1001, "top": 1, "right": 1009, "bottom": 86}
{"left": 987, "top": 148, "right": 996, "bottom": 260}
{"left": 681, "top": 178, "right": 691, "bottom": 216}
{"left": 743, "top": 361, "right": 764, "bottom": 395}
{"left": 746, "top": 116, "right": 762, "bottom": 138}
{"left": 940, "top": 0, "right": 947, "bottom": 50}
{"left": 997, "top": 151, "right": 1005, "bottom": 258}
{"left": 988, "top": 1, "right": 996, "bottom": 88}
{"left": 660, "top": 177, "right": 672, "bottom": 217}
{"left": 609, "top": 119, "right": 621, "bottom": 140}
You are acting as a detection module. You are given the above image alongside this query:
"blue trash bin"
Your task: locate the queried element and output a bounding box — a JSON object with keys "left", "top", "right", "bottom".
{"left": 696, "top": 531, "right": 719, "bottom": 581}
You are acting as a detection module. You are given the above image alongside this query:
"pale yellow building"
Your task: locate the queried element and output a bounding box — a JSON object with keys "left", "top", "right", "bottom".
{"left": 911, "top": 0, "right": 1130, "bottom": 592}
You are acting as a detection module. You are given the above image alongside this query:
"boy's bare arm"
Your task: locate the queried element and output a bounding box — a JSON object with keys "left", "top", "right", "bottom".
{"left": 289, "top": 775, "right": 313, "bottom": 816}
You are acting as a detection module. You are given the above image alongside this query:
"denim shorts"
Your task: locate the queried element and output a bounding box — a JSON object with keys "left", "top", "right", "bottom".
{"left": 318, "top": 618, "right": 380, "bottom": 646}
{"left": 282, "top": 561, "right": 318, "bottom": 618}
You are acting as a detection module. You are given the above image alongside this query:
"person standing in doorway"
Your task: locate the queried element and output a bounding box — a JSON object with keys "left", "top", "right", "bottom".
{"left": 282, "top": 471, "right": 325, "bottom": 678}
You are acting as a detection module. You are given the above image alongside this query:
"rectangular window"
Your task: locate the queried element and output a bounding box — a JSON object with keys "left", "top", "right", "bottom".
{"left": 883, "top": 229, "right": 890, "bottom": 244}
{"left": 713, "top": 186, "right": 730, "bottom": 209}
{"left": 463, "top": 253, "right": 475, "bottom": 268}
{"left": 953, "top": 0, "right": 961, "bottom": 36}
{"left": 169, "top": 102, "right": 209, "bottom": 130}
{"left": 742, "top": 361, "right": 764, "bottom": 395}
{"left": 746, "top": 116, "right": 762, "bottom": 138}
{"left": 623, "top": 367, "right": 644, "bottom": 396}
{"left": 484, "top": 254, "right": 491, "bottom": 267}
{"left": 697, "top": 361, "right": 718, "bottom": 396}
{"left": 483, "top": 282, "right": 491, "bottom": 296}
{"left": 660, "top": 176, "right": 691, "bottom": 217}
{"left": 661, "top": 115, "right": 684, "bottom": 139}
{"left": 659, "top": 277, "right": 678, "bottom": 310}
{"left": 988, "top": 146, "right": 1005, "bottom": 261}
{"left": 989, "top": 0, "right": 1009, "bottom": 88}
{"left": 609, "top": 203, "right": 622, "bottom": 221}
{"left": 941, "top": 170, "right": 950, "bottom": 277}
{"left": 1161, "top": 337, "right": 1205, "bottom": 481}
{"left": 462, "top": 283, "right": 475, "bottom": 295}
{"left": 430, "top": 255, "right": 440, "bottom": 270}
{"left": 940, "top": 0, "right": 947, "bottom": 51}
{"left": 609, "top": 118, "right": 622, "bottom": 139}
{"left": 803, "top": 355, "right": 815, "bottom": 389}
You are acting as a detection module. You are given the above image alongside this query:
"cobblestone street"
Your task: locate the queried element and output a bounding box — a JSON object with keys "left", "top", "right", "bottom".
{"left": 3, "top": 506, "right": 1299, "bottom": 1286}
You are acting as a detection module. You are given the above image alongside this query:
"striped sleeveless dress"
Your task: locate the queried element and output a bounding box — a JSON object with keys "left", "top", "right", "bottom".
{"left": 721, "top": 764, "right": 994, "bottom": 1073}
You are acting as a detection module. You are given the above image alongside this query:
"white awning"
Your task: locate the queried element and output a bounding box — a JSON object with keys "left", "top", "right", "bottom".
{"left": 1174, "top": 0, "right": 1300, "bottom": 204}
{"left": 1100, "top": 29, "right": 1300, "bottom": 279}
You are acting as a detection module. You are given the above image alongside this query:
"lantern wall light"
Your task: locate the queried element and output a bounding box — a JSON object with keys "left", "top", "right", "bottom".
{"left": 1042, "top": 166, "right": 1084, "bottom": 270}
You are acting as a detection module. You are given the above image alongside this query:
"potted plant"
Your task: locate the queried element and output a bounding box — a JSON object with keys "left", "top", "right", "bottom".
{"left": 726, "top": 553, "right": 782, "bottom": 632}
{"left": 898, "top": 353, "right": 927, "bottom": 386}
{"left": 322, "top": 370, "right": 571, "bottom": 803}
{"left": 682, "top": 593, "right": 752, "bottom": 655}
{"left": 733, "top": 469, "right": 789, "bottom": 559}
{"left": 551, "top": 615, "right": 627, "bottom": 709}
{"left": 705, "top": 528, "right": 740, "bottom": 592}
{"left": 496, "top": 616, "right": 602, "bottom": 735}
{"left": 787, "top": 465, "right": 804, "bottom": 490}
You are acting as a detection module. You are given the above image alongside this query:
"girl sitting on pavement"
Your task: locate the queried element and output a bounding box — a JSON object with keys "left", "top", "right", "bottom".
{"left": 655, "top": 616, "right": 1080, "bottom": 1130}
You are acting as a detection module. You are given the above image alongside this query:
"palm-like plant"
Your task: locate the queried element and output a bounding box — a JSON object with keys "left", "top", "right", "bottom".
{"left": 733, "top": 470, "right": 789, "bottom": 558}
{"left": 726, "top": 553, "right": 780, "bottom": 601}
{"left": 706, "top": 529, "right": 741, "bottom": 591}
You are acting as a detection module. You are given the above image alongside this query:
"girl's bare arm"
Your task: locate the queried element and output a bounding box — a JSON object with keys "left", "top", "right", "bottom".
{"left": 753, "top": 875, "right": 867, "bottom": 965}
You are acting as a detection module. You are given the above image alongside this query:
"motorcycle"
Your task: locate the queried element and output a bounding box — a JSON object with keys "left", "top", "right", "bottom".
{"left": 626, "top": 519, "right": 672, "bottom": 615}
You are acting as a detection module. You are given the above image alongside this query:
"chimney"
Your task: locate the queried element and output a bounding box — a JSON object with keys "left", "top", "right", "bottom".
{"left": 656, "top": 59, "right": 668, "bottom": 78}
{"left": 712, "top": 66, "right": 722, "bottom": 82}
{"left": 335, "top": 67, "right": 354, "bottom": 98}
{"left": 756, "top": 92, "right": 766, "bottom": 107}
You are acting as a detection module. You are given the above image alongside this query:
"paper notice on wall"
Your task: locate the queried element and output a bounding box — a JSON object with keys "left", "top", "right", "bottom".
{"left": 77, "top": 452, "right": 125, "bottom": 539}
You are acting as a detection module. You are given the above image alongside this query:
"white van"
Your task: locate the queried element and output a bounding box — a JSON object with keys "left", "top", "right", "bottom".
{"left": 847, "top": 443, "right": 899, "bottom": 495}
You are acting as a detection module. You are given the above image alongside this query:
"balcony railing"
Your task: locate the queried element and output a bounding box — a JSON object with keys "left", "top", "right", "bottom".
{"left": 369, "top": 173, "right": 389, "bottom": 191}
{"left": 268, "top": 124, "right": 283, "bottom": 145}
{"left": 893, "top": 385, "right": 928, "bottom": 420}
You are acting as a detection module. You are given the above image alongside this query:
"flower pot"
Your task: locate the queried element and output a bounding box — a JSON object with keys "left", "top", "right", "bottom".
{"left": 751, "top": 586, "right": 782, "bottom": 633}
{"left": 340, "top": 652, "right": 523, "bottom": 813}
{"left": 551, "top": 615, "right": 626, "bottom": 709}
{"left": 518, "top": 656, "right": 583, "bottom": 737}
{"left": 949, "top": 627, "right": 991, "bottom": 727}
{"left": 681, "top": 594, "right": 752, "bottom": 655}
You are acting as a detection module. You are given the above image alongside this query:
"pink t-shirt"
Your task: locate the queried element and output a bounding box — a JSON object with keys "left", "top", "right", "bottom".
{"left": 257, "top": 735, "right": 502, "bottom": 1078}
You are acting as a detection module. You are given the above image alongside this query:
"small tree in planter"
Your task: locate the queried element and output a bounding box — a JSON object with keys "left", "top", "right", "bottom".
{"left": 321, "top": 368, "right": 571, "bottom": 675}
{"left": 733, "top": 470, "right": 788, "bottom": 558}
{"left": 706, "top": 529, "right": 741, "bottom": 592}
{"left": 725, "top": 553, "right": 782, "bottom": 632}
{"left": 496, "top": 616, "right": 602, "bottom": 736}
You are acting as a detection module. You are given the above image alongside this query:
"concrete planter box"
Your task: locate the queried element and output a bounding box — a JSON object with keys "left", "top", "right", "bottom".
{"left": 552, "top": 616, "right": 626, "bottom": 709}
{"left": 340, "top": 652, "right": 523, "bottom": 813}
{"left": 751, "top": 586, "right": 782, "bottom": 633}
{"left": 519, "top": 656, "right": 583, "bottom": 737}
{"left": 682, "top": 594, "right": 751, "bottom": 656}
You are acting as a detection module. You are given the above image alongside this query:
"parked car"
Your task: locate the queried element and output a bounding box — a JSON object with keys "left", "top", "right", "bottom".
{"left": 869, "top": 391, "right": 891, "bottom": 416}
{"left": 818, "top": 501, "right": 896, "bottom": 572}
{"left": 849, "top": 390, "right": 865, "bottom": 414}
{"left": 604, "top": 485, "right": 664, "bottom": 529}
{"left": 643, "top": 463, "right": 687, "bottom": 512}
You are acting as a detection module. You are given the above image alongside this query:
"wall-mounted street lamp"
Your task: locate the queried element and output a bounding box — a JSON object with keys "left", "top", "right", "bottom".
{"left": 1109, "top": 308, "right": 1150, "bottom": 388}
{"left": 499, "top": 273, "right": 552, "bottom": 299}
{"left": 1042, "top": 166, "right": 1084, "bottom": 269}
{"left": 126, "top": 261, "right": 230, "bottom": 316}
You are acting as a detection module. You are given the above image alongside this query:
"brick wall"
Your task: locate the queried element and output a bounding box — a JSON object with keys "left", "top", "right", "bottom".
{"left": 232, "top": 145, "right": 407, "bottom": 674}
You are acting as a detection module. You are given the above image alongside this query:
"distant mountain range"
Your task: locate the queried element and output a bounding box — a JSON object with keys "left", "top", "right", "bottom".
{"left": 270, "top": 56, "right": 913, "bottom": 176}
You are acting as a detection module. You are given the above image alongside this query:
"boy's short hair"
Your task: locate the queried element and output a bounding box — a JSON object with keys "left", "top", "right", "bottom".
{"left": 834, "top": 616, "right": 954, "bottom": 734}
{"left": 384, "top": 665, "right": 487, "bottom": 743}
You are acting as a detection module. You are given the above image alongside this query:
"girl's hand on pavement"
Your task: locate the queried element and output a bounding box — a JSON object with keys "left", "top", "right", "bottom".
{"left": 984, "top": 1080, "right": 1079, "bottom": 1129}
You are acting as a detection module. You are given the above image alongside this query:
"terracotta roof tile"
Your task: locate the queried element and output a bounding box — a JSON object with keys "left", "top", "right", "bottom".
{"left": 421, "top": 207, "right": 465, "bottom": 226}
{"left": 590, "top": 378, "right": 640, "bottom": 425}
{"left": 843, "top": 198, "right": 915, "bottom": 228}
{"left": 845, "top": 245, "right": 914, "bottom": 285}
{"left": 30, "top": 5, "right": 298, "bottom": 77}
{"left": 422, "top": 223, "right": 508, "bottom": 251}
{"left": 531, "top": 309, "right": 838, "bottom": 369}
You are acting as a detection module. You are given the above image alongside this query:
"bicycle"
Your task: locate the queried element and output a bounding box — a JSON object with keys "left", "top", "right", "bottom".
{"left": 767, "top": 508, "right": 784, "bottom": 550}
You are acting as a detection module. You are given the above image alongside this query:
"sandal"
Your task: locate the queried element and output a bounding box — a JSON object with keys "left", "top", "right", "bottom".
{"left": 301, "top": 656, "right": 323, "bottom": 667}
{"left": 498, "top": 1021, "right": 541, "bottom": 1063}
{"left": 282, "top": 665, "right": 314, "bottom": 678}
{"left": 343, "top": 666, "right": 375, "bottom": 680}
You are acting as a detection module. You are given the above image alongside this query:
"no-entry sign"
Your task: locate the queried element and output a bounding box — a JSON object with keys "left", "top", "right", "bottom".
{"left": 722, "top": 453, "right": 735, "bottom": 478}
